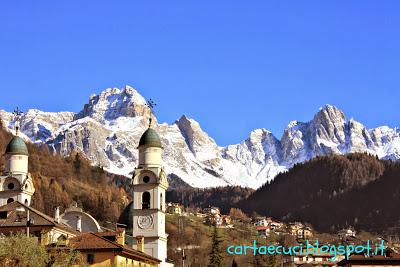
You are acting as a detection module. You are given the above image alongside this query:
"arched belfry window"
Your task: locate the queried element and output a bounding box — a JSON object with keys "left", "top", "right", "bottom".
{"left": 142, "top": 192, "right": 151, "bottom": 209}
{"left": 160, "top": 193, "right": 163, "bottom": 210}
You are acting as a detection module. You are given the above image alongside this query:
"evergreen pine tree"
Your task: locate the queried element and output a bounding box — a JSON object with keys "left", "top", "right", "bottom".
{"left": 266, "top": 254, "right": 278, "bottom": 267}
{"left": 253, "top": 251, "right": 267, "bottom": 267}
{"left": 73, "top": 153, "right": 81, "bottom": 172}
{"left": 252, "top": 240, "right": 278, "bottom": 267}
{"left": 208, "top": 226, "right": 223, "bottom": 267}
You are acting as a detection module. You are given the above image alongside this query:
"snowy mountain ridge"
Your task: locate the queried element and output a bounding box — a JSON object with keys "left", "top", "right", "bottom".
{"left": 0, "top": 85, "right": 399, "bottom": 189}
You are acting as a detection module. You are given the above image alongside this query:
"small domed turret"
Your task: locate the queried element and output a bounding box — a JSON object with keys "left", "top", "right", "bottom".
{"left": 5, "top": 136, "right": 29, "bottom": 156}
{"left": 138, "top": 128, "right": 162, "bottom": 148}
{"left": 4, "top": 136, "right": 29, "bottom": 175}
{"left": 137, "top": 120, "right": 163, "bottom": 167}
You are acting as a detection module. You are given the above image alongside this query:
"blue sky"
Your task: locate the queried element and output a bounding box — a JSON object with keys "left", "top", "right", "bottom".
{"left": 0, "top": 1, "right": 399, "bottom": 146}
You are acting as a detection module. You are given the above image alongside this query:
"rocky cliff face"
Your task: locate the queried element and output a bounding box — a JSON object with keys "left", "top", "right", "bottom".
{"left": 1, "top": 86, "right": 399, "bottom": 189}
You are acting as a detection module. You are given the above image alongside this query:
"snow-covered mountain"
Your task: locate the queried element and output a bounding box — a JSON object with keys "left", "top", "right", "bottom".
{"left": 1, "top": 86, "right": 399, "bottom": 189}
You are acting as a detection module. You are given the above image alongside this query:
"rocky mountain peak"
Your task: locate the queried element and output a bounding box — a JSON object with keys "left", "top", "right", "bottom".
{"left": 74, "top": 85, "right": 149, "bottom": 122}
{"left": 175, "top": 115, "right": 218, "bottom": 158}
{"left": 313, "top": 104, "right": 346, "bottom": 127}
{"left": 309, "top": 104, "right": 347, "bottom": 145}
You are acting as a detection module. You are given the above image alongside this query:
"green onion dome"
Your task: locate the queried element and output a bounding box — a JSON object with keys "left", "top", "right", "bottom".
{"left": 5, "top": 136, "right": 29, "bottom": 156}
{"left": 138, "top": 128, "right": 162, "bottom": 148}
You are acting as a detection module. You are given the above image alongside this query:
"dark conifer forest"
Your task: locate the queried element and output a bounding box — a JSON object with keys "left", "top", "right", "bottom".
{"left": 241, "top": 153, "right": 400, "bottom": 234}
{"left": 166, "top": 186, "right": 254, "bottom": 214}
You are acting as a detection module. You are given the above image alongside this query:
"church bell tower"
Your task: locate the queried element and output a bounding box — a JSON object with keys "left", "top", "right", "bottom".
{"left": 131, "top": 119, "right": 169, "bottom": 265}
{"left": 0, "top": 108, "right": 35, "bottom": 207}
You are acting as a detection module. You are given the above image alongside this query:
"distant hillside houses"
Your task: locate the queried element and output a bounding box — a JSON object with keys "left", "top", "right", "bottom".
{"left": 338, "top": 227, "right": 356, "bottom": 239}
{"left": 253, "top": 217, "right": 314, "bottom": 239}
{"left": 166, "top": 203, "right": 183, "bottom": 215}
{"left": 165, "top": 204, "right": 234, "bottom": 228}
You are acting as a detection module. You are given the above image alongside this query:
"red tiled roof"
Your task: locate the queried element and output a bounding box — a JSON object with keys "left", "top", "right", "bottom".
{"left": 70, "top": 232, "right": 118, "bottom": 250}
{"left": 69, "top": 232, "right": 160, "bottom": 263}
{"left": 0, "top": 201, "right": 77, "bottom": 234}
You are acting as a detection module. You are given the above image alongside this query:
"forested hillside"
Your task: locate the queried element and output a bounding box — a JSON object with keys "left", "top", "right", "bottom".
{"left": 0, "top": 121, "right": 129, "bottom": 223}
{"left": 241, "top": 153, "right": 400, "bottom": 234}
{"left": 166, "top": 186, "right": 254, "bottom": 214}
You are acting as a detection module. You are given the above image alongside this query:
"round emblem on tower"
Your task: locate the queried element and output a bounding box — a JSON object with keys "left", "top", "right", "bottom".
{"left": 138, "top": 215, "right": 153, "bottom": 229}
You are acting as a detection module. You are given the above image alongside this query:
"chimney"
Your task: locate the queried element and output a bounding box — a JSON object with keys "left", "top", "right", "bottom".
{"left": 76, "top": 216, "right": 82, "bottom": 232}
{"left": 54, "top": 206, "right": 60, "bottom": 224}
{"left": 136, "top": 235, "right": 144, "bottom": 252}
{"left": 116, "top": 228, "right": 125, "bottom": 245}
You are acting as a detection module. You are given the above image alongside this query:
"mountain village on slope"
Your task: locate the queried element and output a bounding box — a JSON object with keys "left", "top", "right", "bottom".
{"left": 0, "top": 91, "right": 397, "bottom": 266}
{"left": 0, "top": 115, "right": 394, "bottom": 267}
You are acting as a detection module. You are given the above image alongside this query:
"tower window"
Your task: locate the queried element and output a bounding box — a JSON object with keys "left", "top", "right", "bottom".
{"left": 7, "top": 198, "right": 14, "bottom": 204}
{"left": 143, "top": 176, "right": 150, "bottom": 183}
{"left": 160, "top": 193, "right": 163, "bottom": 210}
{"left": 142, "top": 192, "right": 151, "bottom": 209}
{"left": 24, "top": 199, "right": 28, "bottom": 205}
{"left": 7, "top": 183, "right": 15, "bottom": 190}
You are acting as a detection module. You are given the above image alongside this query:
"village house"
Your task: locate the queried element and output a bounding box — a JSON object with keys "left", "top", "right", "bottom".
{"left": 289, "top": 222, "right": 304, "bottom": 235}
{"left": 270, "top": 220, "right": 285, "bottom": 230}
{"left": 338, "top": 227, "right": 356, "bottom": 239}
{"left": 166, "top": 203, "right": 183, "bottom": 215}
{"left": 256, "top": 225, "right": 271, "bottom": 237}
{"left": 48, "top": 231, "right": 161, "bottom": 267}
{"left": 289, "top": 222, "right": 313, "bottom": 239}
{"left": 205, "top": 213, "right": 222, "bottom": 226}
{"left": 221, "top": 215, "right": 232, "bottom": 225}
{"left": 253, "top": 217, "right": 273, "bottom": 227}
{"left": 0, "top": 201, "right": 78, "bottom": 245}
{"left": 253, "top": 217, "right": 289, "bottom": 237}
{"left": 204, "top": 211, "right": 233, "bottom": 227}
{"left": 218, "top": 215, "right": 233, "bottom": 228}
{"left": 203, "top": 206, "right": 220, "bottom": 215}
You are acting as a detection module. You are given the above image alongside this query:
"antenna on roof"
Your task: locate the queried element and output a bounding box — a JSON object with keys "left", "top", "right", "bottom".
{"left": 145, "top": 99, "right": 157, "bottom": 128}
{"left": 12, "top": 107, "right": 23, "bottom": 136}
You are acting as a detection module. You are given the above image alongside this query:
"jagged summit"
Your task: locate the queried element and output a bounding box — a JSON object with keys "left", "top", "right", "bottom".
{"left": 74, "top": 86, "right": 150, "bottom": 122}
{"left": 0, "top": 87, "right": 399, "bottom": 189}
{"left": 314, "top": 104, "right": 346, "bottom": 124}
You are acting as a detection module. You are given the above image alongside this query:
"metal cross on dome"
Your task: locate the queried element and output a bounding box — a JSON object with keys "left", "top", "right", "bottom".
{"left": 12, "top": 107, "right": 23, "bottom": 135}
{"left": 145, "top": 98, "right": 157, "bottom": 127}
